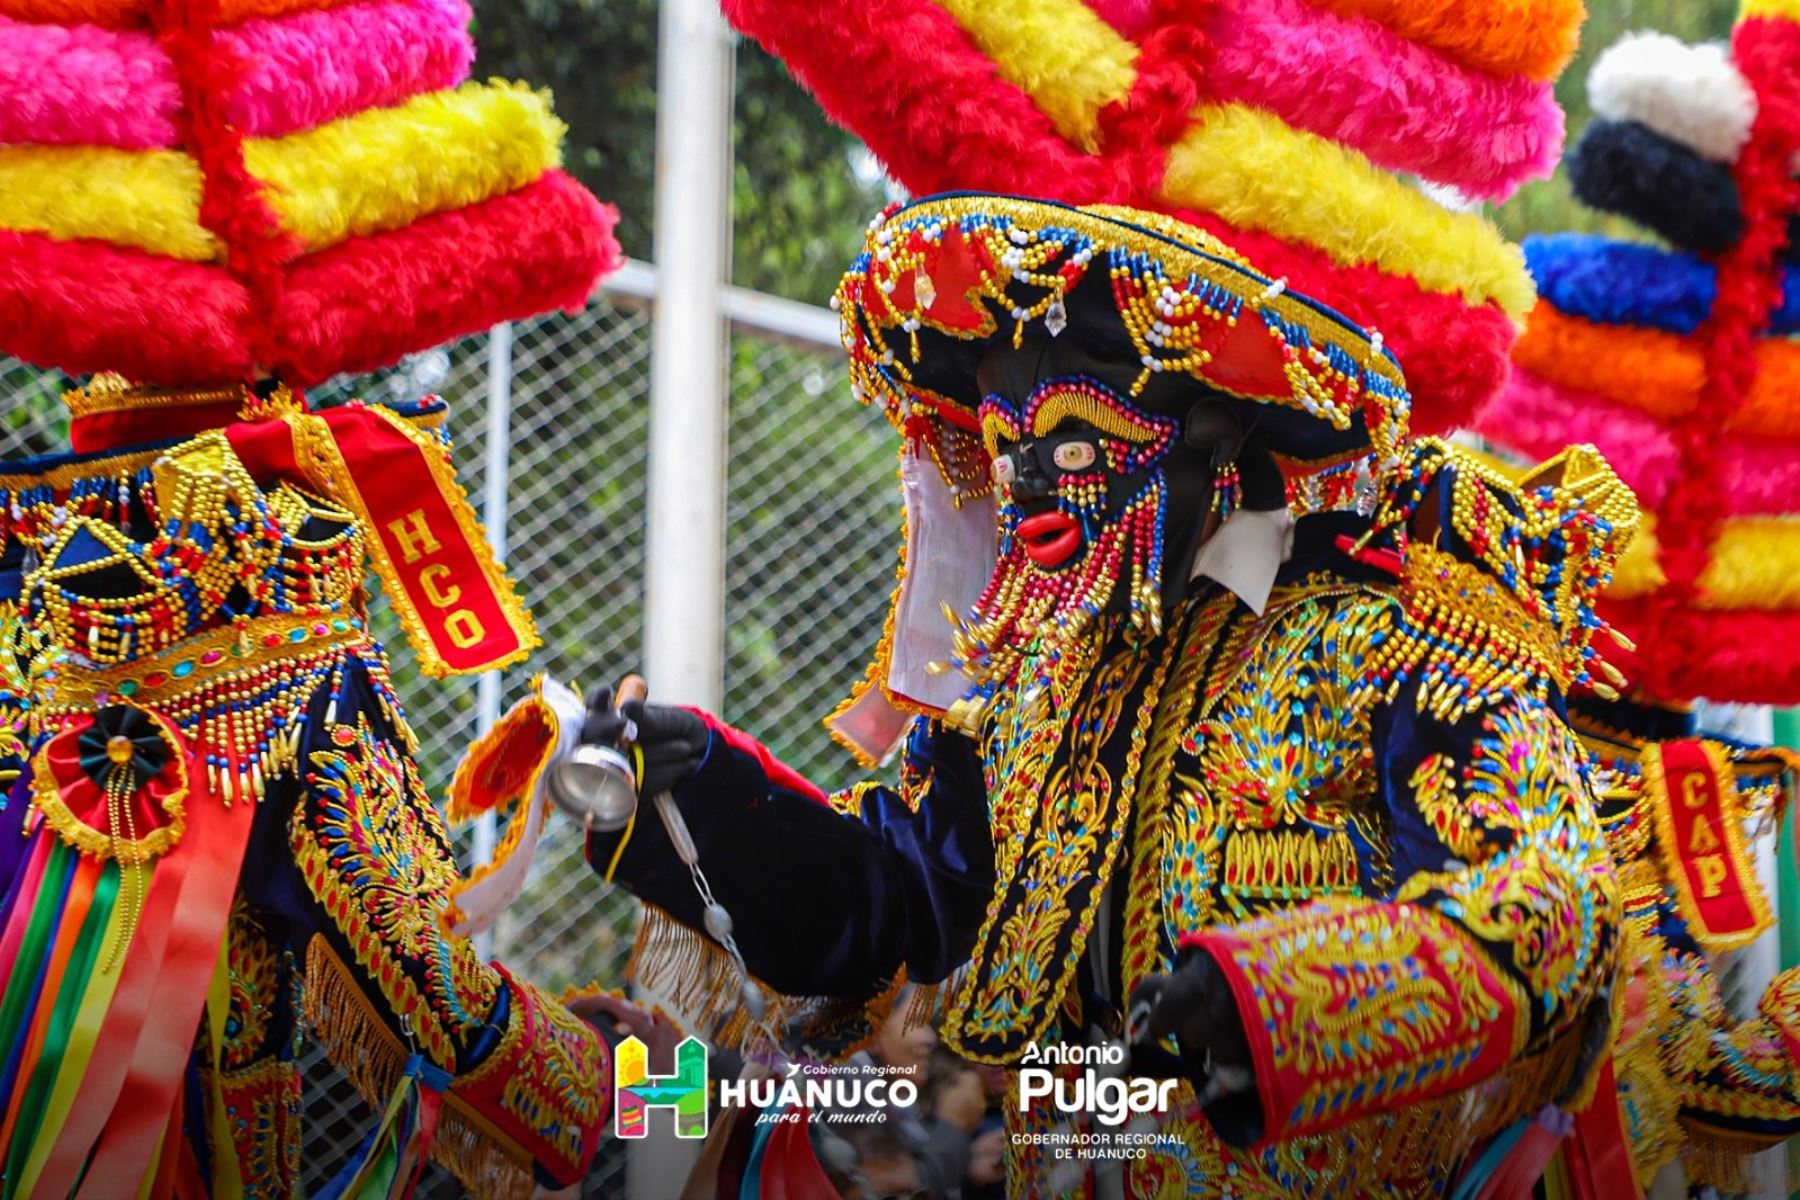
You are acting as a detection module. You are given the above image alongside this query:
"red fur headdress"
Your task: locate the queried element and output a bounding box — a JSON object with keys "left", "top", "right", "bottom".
{"left": 721, "top": 0, "right": 1584, "bottom": 433}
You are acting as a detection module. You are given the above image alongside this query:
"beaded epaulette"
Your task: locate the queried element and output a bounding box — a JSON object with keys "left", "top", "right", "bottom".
{"left": 1353, "top": 439, "right": 1639, "bottom": 720}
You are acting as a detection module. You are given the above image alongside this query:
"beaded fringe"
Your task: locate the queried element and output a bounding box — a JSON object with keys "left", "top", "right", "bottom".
{"left": 302, "top": 937, "right": 533, "bottom": 1200}
{"left": 1349, "top": 581, "right": 1550, "bottom": 724}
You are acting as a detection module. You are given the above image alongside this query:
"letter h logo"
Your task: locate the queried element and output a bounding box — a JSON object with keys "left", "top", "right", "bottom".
{"left": 615, "top": 1036, "right": 709, "bottom": 1139}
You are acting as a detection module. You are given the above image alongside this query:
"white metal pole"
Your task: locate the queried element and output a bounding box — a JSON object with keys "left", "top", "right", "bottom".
{"left": 635, "top": 0, "right": 732, "bottom": 1192}
{"left": 1696, "top": 702, "right": 1786, "bottom": 1194}
{"left": 1744, "top": 703, "right": 1788, "bottom": 1196}
{"left": 472, "top": 321, "right": 513, "bottom": 960}
{"left": 641, "top": 0, "right": 733, "bottom": 714}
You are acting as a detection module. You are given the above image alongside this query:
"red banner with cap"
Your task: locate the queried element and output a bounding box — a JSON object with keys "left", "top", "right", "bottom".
{"left": 227, "top": 403, "right": 539, "bottom": 678}
{"left": 1645, "top": 739, "right": 1773, "bottom": 950}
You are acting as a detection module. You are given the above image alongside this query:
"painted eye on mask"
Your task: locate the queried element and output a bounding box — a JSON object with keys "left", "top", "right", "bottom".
{"left": 991, "top": 454, "right": 1016, "bottom": 486}
{"left": 1052, "top": 441, "right": 1097, "bottom": 471}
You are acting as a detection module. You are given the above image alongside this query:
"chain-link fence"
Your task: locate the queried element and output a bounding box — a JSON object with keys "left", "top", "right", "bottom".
{"left": 0, "top": 281, "right": 892, "bottom": 1196}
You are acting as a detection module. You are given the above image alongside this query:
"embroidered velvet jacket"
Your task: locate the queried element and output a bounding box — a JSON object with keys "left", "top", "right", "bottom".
{"left": 595, "top": 515, "right": 1622, "bottom": 1199}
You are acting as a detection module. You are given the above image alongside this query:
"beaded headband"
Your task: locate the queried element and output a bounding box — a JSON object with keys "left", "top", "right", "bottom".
{"left": 834, "top": 194, "right": 1413, "bottom": 473}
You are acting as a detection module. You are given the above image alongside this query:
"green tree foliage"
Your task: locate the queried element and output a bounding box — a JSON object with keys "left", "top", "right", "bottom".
{"left": 470, "top": 0, "right": 880, "bottom": 302}
{"left": 471, "top": 0, "right": 659, "bottom": 262}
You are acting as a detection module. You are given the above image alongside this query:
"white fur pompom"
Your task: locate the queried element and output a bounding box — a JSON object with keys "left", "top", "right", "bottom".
{"left": 1588, "top": 31, "right": 1757, "bottom": 163}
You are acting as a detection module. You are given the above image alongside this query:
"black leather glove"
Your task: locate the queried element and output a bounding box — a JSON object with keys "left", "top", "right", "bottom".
{"left": 1128, "top": 944, "right": 1263, "bottom": 1143}
{"left": 581, "top": 683, "right": 709, "bottom": 797}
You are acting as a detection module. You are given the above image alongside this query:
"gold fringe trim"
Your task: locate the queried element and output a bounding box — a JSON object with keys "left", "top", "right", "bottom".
{"left": 903, "top": 973, "right": 945, "bottom": 1035}
{"left": 626, "top": 906, "right": 897, "bottom": 1059}
{"left": 302, "top": 936, "right": 534, "bottom": 1200}
{"left": 1680, "top": 1127, "right": 1758, "bottom": 1194}
{"left": 627, "top": 905, "right": 765, "bottom": 1050}
{"left": 445, "top": 677, "right": 556, "bottom": 825}
{"left": 434, "top": 1099, "right": 538, "bottom": 1200}
{"left": 440, "top": 681, "right": 559, "bottom": 934}
{"left": 1320, "top": 1024, "right": 1591, "bottom": 1194}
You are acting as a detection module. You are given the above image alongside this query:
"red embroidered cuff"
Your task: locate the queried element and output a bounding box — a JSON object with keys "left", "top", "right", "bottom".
{"left": 1180, "top": 901, "right": 1523, "bottom": 1142}
{"left": 451, "top": 967, "right": 612, "bottom": 1187}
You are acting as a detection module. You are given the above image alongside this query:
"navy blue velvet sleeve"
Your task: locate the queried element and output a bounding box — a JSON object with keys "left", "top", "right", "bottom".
{"left": 586, "top": 719, "right": 995, "bottom": 998}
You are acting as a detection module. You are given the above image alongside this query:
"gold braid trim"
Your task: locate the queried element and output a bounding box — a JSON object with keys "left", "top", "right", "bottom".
{"left": 1121, "top": 592, "right": 1227, "bottom": 996}
{"left": 0, "top": 447, "right": 167, "bottom": 492}
{"left": 62, "top": 375, "right": 250, "bottom": 420}
{"left": 829, "top": 782, "right": 886, "bottom": 819}
{"left": 42, "top": 614, "right": 365, "bottom": 712}
{"left": 302, "top": 936, "right": 534, "bottom": 1200}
